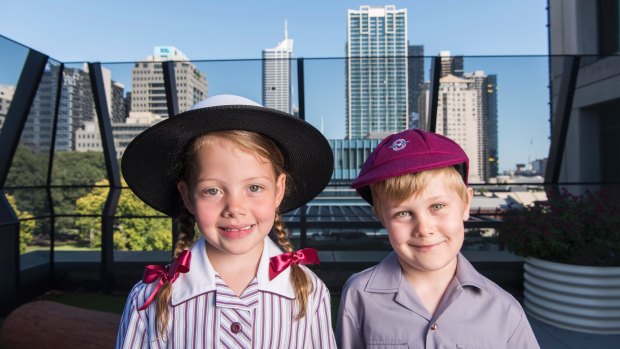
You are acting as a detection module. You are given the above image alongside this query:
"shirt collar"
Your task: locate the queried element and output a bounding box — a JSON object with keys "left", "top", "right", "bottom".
{"left": 454, "top": 253, "right": 488, "bottom": 290}
{"left": 365, "top": 252, "right": 488, "bottom": 293}
{"left": 172, "top": 236, "right": 295, "bottom": 305}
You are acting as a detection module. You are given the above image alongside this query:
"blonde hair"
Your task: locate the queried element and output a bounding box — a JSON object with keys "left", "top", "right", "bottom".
{"left": 370, "top": 166, "right": 469, "bottom": 213}
{"left": 154, "top": 130, "right": 312, "bottom": 337}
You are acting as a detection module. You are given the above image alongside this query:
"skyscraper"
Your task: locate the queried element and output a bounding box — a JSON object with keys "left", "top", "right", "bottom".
{"left": 486, "top": 74, "right": 499, "bottom": 177}
{"left": 346, "top": 5, "right": 408, "bottom": 139}
{"left": 419, "top": 70, "right": 496, "bottom": 183}
{"left": 262, "top": 22, "right": 294, "bottom": 114}
{"left": 131, "top": 46, "right": 207, "bottom": 116}
{"left": 408, "top": 44, "right": 424, "bottom": 119}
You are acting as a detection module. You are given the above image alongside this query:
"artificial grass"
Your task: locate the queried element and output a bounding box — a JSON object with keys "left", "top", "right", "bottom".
{"left": 36, "top": 291, "right": 342, "bottom": 328}
{"left": 38, "top": 290, "right": 127, "bottom": 314}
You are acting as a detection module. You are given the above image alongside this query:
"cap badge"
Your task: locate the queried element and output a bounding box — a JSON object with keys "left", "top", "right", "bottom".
{"left": 388, "top": 138, "right": 409, "bottom": 151}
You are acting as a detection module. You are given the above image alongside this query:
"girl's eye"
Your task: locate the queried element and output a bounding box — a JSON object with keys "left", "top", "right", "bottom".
{"left": 249, "top": 185, "right": 263, "bottom": 193}
{"left": 395, "top": 211, "right": 410, "bottom": 218}
{"left": 431, "top": 203, "right": 445, "bottom": 210}
{"left": 204, "top": 188, "right": 220, "bottom": 196}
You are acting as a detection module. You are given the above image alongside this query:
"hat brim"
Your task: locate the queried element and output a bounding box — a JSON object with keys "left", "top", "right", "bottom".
{"left": 121, "top": 105, "right": 334, "bottom": 217}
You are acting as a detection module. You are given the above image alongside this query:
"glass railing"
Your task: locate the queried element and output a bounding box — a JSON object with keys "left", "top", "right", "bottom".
{"left": 2, "top": 34, "right": 618, "bottom": 265}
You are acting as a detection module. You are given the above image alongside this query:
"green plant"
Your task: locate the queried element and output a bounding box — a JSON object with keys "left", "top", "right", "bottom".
{"left": 499, "top": 188, "right": 620, "bottom": 266}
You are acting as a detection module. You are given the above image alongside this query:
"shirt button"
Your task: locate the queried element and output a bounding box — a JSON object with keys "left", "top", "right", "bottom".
{"left": 231, "top": 322, "right": 242, "bottom": 334}
{"left": 430, "top": 323, "right": 438, "bottom": 331}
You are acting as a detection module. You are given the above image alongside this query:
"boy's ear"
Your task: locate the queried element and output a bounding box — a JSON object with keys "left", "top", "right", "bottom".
{"left": 462, "top": 187, "right": 474, "bottom": 221}
{"left": 177, "top": 181, "right": 196, "bottom": 215}
{"left": 372, "top": 204, "right": 386, "bottom": 227}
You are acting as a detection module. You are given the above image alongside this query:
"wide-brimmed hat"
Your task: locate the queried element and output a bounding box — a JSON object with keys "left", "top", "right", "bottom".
{"left": 122, "top": 95, "right": 334, "bottom": 217}
{"left": 351, "top": 129, "right": 469, "bottom": 204}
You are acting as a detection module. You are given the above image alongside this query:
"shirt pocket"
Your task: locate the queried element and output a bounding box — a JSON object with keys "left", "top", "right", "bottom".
{"left": 365, "top": 339, "right": 408, "bottom": 348}
{"left": 456, "top": 344, "right": 493, "bottom": 349}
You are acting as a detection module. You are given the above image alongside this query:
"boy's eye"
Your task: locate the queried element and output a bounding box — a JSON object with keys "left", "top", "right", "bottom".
{"left": 248, "top": 185, "right": 263, "bottom": 193}
{"left": 431, "top": 203, "right": 445, "bottom": 210}
{"left": 395, "top": 211, "right": 411, "bottom": 217}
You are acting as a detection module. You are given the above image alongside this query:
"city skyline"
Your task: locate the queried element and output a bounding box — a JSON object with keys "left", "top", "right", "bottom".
{"left": 0, "top": 0, "right": 550, "bottom": 173}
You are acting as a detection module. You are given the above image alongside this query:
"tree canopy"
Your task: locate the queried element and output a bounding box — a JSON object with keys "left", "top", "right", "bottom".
{"left": 5, "top": 194, "right": 34, "bottom": 254}
{"left": 75, "top": 179, "right": 172, "bottom": 251}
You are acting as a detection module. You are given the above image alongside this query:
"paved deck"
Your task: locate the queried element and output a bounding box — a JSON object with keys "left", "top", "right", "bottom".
{"left": 530, "top": 316, "right": 619, "bottom": 348}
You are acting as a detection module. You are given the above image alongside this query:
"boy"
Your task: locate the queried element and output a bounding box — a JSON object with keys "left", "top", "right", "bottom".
{"left": 336, "top": 129, "right": 539, "bottom": 348}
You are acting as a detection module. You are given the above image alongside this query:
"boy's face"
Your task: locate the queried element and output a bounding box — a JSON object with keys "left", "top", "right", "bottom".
{"left": 375, "top": 173, "right": 473, "bottom": 277}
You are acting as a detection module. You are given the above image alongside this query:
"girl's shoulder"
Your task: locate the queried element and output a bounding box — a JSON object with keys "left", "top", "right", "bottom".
{"left": 124, "top": 280, "right": 159, "bottom": 311}
{"left": 299, "top": 265, "right": 331, "bottom": 297}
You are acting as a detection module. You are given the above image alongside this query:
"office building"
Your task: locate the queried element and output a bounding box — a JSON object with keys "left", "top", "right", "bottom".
{"left": 346, "top": 5, "right": 408, "bottom": 139}
{"left": 20, "top": 65, "right": 126, "bottom": 152}
{"left": 131, "top": 46, "right": 207, "bottom": 116}
{"left": 75, "top": 111, "right": 165, "bottom": 158}
{"left": 329, "top": 139, "right": 381, "bottom": 181}
{"left": 263, "top": 23, "right": 294, "bottom": 114}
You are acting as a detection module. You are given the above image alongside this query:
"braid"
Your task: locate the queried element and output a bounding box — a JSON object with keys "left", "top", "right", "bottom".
{"left": 155, "top": 207, "right": 196, "bottom": 337}
{"left": 273, "top": 213, "right": 313, "bottom": 319}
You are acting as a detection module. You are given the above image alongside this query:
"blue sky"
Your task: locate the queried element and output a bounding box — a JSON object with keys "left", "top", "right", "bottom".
{"left": 0, "top": 0, "right": 550, "bottom": 172}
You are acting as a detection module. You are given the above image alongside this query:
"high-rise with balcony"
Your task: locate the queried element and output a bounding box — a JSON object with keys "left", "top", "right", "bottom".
{"left": 419, "top": 70, "right": 496, "bottom": 183}
{"left": 262, "top": 23, "right": 294, "bottom": 114}
{"left": 346, "top": 5, "right": 408, "bottom": 140}
{"left": 439, "top": 50, "right": 464, "bottom": 77}
{"left": 131, "top": 46, "right": 207, "bottom": 117}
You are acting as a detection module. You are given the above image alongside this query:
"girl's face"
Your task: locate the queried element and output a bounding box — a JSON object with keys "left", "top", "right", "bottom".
{"left": 375, "top": 172, "right": 473, "bottom": 278}
{"left": 178, "top": 135, "right": 286, "bottom": 259}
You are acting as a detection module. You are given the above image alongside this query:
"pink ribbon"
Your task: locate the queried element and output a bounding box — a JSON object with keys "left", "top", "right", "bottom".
{"left": 269, "top": 248, "right": 320, "bottom": 280}
{"left": 138, "top": 250, "right": 191, "bottom": 310}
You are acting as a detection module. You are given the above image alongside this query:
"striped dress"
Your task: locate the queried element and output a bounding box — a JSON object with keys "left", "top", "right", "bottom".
{"left": 116, "top": 237, "right": 336, "bottom": 348}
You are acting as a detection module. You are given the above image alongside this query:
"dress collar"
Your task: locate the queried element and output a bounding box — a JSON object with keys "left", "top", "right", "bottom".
{"left": 171, "top": 236, "right": 295, "bottom": 306}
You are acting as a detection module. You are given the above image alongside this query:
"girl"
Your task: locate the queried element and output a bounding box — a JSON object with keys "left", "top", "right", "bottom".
{"left": 117, "top": 95, "right": 336, "bottom": 348}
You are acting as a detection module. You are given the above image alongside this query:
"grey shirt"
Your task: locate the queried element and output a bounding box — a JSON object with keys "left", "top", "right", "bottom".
{"left": 336, "top": 252, "right": 540, "bottom": 349}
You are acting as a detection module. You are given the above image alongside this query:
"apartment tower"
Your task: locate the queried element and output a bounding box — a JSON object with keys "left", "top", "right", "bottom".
{"left": 346, "top": 5, "right": 408, "bottom": 139}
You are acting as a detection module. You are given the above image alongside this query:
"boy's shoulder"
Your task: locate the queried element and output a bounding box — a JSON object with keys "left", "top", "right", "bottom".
{"left": 457, "top": 254, "right": 524, "bottom": 309}
{"left": 342, "top": 252, "right": 401, "bottom": 295}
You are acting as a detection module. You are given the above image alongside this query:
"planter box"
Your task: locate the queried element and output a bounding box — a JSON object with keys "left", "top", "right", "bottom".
{"left": 524, "top": 257, "right": 620, "bottom": 334}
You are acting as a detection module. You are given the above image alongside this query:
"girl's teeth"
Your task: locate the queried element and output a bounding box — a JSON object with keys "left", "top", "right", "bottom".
{"left": 224, "top": 225, "right": 251, "bottom": 232}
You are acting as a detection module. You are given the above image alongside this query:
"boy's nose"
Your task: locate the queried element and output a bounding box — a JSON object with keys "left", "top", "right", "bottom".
{"left": 413, "top": 216, "right": 434, "bottom": 236}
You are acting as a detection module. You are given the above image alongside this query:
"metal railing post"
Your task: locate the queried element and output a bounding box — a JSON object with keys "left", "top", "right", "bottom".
{"left": 88, "top": 62, "right": 121, "bottom": 293}
{"left": 162, "top": 61, "right": 180, "bottom": 253}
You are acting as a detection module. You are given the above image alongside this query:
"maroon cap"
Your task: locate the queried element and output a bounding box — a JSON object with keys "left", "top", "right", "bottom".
{"left": 351, "top": 129, "right": 469, "bottom": 204}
